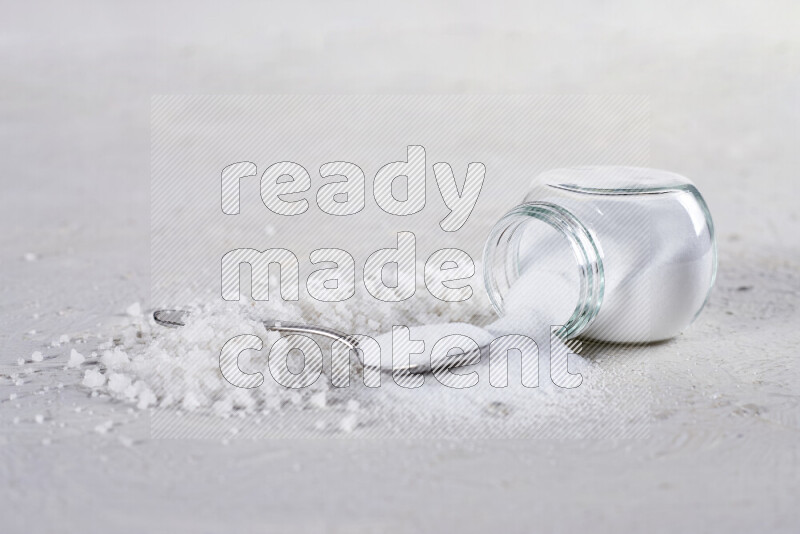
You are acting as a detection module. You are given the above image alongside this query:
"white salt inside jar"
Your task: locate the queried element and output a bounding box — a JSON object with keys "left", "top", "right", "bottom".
{"left": 484, "top": 167, "right": 717, "bottom": 343}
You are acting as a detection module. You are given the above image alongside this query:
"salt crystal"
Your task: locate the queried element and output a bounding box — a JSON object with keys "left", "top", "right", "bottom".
{"left": 94, "top": 421, "right": 114, "bottom": 434}
{"left": 82, "top": 369, "right": 106, "bottom": 388}
{"left": 123, "top": 384, "right": 138, "bottom": 400}
{"left": 101, "top": 348, "right": 129, "bottom": 369}
{"left": 212, "top": 399, "right": 232, "bottom": 418}
{"left": 34, "top": 414, "right": 44, "bottom": 424}
{"left": 9, "top": 393, "right": 17, "bottom": 401}
{"left": 16, "top": 358, "right": 24, "bottom": 366}
{"left": 126, "top": 302, "right": 142, "bottom": 317}
{"left": 59, "top": 334, "right": 70, "bottom": 344}
{"left": 136, "top": 389, "right": 157, "bottom": 410}
{"left": 182, "top": 391, "right": 203, "bottom": 411}
{"left": 23, "top": 252, "right": 38, "bottom": 262}
{"left": 67, "top": 349, "right": 85, "bottom": 368}
{"left": 107, "top": 373, "right": 132, "bottom": 394}
{"left": 31, "top": 351, "right": 43, "bottom": 362}
{"left": 339, "top": 413, "right": 358, "bottom": 433}
{"left": 309, "top": 391, "right": 327, "bottom": 409}
{"left": 42, "top": 438, "right": 52, "bottom": 446}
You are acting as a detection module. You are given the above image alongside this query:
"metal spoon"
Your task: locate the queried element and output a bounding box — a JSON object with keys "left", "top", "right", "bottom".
{"left": 152, "top": 310, "right": 480, "bottom": 374}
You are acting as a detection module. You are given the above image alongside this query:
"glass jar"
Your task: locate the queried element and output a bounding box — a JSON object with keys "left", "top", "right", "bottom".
{"left": 483, "top": 166, "right": 717, "bottom": 343}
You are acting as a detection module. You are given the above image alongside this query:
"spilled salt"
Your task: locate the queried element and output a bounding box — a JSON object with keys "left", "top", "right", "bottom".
{"left": 94, "top": 421, "right": 114, "bottom": 434}
{"left": 309, "top": 391, "right": 327, "bottom": 409}
{"left": 339, "top": 413, "right": 358, "bottom": 433}
{"left": 487, "top": 269, "right": 574, "bottom": 339}
{"left": 67, "top": 349, "right": 85, "bottom": 368}
{"left": 101, "top": 348, "right": 129, "bottom": 369}
{"left": 126, "top": 302, "right": 142, "bottom": 317}
{"left": 78, "top": 261, "right": 493, "bottom": 418}
{"left": 82, "top": 369, "right": 106, "bottom": 388}
{"left": 68, "top": 248, "right": 602, "bottom": 435}
{"left": 107, "top": 373, "right": 132, "bottom": 395}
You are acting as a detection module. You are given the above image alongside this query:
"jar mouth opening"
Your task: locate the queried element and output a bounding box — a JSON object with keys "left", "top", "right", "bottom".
{"left": 483, "top": 202, "right": 605, "bottom": 339}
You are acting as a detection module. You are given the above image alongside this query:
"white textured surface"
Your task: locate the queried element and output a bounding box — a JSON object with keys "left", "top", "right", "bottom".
{"left": 1, "top": 1, "right": 799, "bottom": 532}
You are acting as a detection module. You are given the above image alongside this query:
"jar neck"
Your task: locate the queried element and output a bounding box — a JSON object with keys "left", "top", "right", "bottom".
{"left": 483, "top": 202, "right": 605, "bottom": 339}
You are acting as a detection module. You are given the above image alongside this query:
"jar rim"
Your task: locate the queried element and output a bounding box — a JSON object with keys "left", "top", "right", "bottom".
{"left": 483, "top": 202, "right": 605, "bottom": 339}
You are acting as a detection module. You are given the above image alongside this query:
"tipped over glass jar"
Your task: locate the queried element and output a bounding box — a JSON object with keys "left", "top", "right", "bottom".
{"left": 483, "top": 166, "right": 717, "bottom": 343}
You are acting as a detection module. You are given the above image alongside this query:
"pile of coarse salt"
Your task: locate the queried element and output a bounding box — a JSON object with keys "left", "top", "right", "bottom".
{"left": 75, "top": 302, "right": 321, "bottom": 417}
{"left": 51, "top": 258, "right": 609, "bottom": 439}
{"left": 71, "top": 264, "right": 494, "bottom": 420}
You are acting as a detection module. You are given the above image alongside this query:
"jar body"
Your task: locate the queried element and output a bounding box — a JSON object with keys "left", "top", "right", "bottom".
{"left": 484, "top": 167, "right": 716, "bottom": 343}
